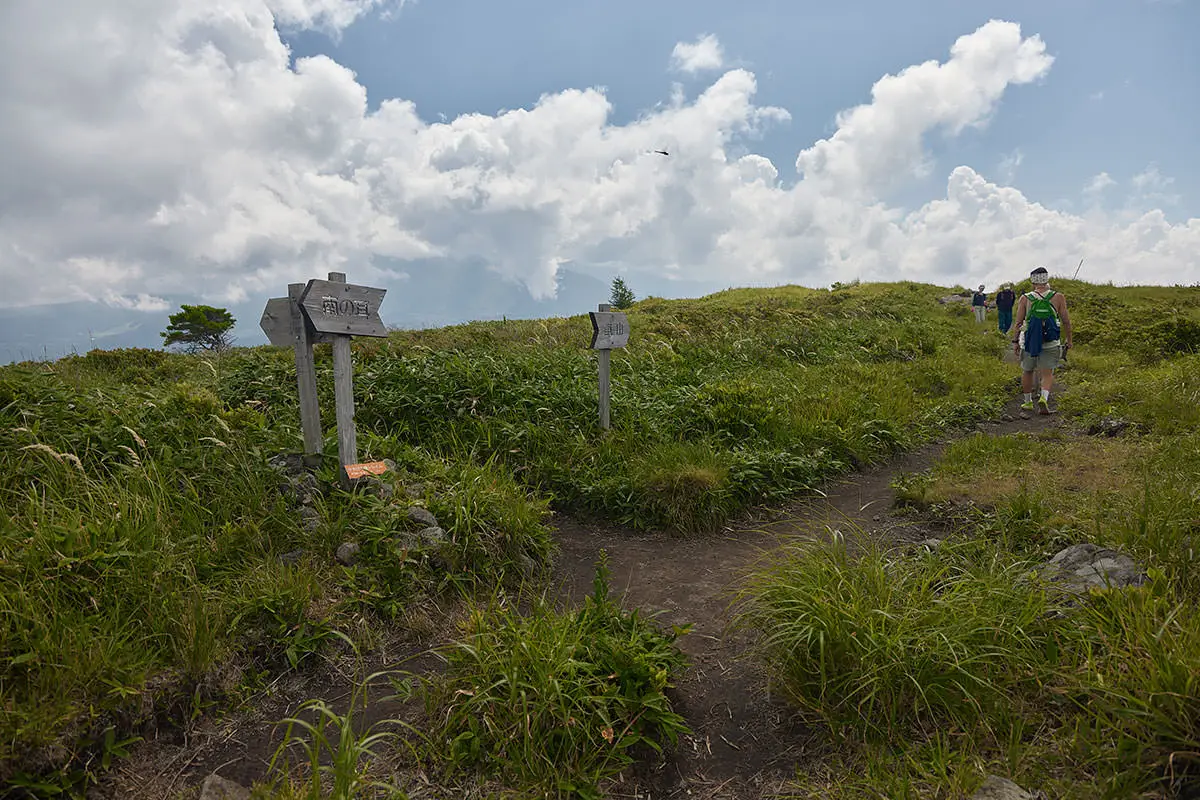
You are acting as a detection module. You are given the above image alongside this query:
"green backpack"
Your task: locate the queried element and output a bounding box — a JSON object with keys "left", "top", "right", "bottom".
{"left": 1024, "top": 290, "right": 1060, "bottom": 355}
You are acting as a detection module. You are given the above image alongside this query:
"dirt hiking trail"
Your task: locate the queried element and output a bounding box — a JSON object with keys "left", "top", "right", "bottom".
{"left": 553, "top": 389, "right": 1061, "bottom": 798}
{"left": 102, "top": 378, "right": 1063, "bottom": 800}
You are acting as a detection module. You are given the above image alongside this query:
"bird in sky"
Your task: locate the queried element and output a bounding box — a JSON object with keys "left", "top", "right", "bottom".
{"left": 652, "top": 149, "right": 669, "bottom": 156}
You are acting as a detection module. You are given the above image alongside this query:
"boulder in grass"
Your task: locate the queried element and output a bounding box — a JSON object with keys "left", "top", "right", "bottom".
{"left": 969, "top": 775, "right": 1044, "bottom": 800}
{"left": 407, "top": 506, "right": 438, "bottom": 528}
{"left": 200, "top": 774, "right": 251, "bottom": 800}
{"left": 1043, "top": 543, "right": 1146, "bottom": 593}
{"left": 335, "top": 542, "right": 360, "bottom": 566}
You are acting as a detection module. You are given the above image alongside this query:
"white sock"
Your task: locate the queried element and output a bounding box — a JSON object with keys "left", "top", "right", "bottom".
{"left": 1024, "top": 393, "right": 1033, "bottom": 403}
{"left": 1040, "top": 389, "right": 1050, "bottom": 402}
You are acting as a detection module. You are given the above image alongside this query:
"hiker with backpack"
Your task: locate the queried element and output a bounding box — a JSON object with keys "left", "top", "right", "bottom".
{"left": 994, "top": 283, "right": 1017, "bottom": 334}
{"left": 972, "top": 284, "right": 988, "bottom": 324}
{"left": 1010, "top": 266, "right": 1072, "bottom": 415}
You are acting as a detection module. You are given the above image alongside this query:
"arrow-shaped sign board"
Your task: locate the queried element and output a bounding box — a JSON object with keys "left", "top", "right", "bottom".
{"left": 299, "top": 279, "right": 388, "bottom": 338}
{"left": 589, "top": 311, "right": 630, "bottom": 350}
{"left": 261, "top": 296, "right": 332, "bottom": 346}
{"left": 260, "top": 297, "right": 295, "bottom": 347}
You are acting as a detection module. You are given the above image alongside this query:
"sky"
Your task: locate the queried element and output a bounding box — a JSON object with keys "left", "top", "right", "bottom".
{"left": 1, "top": 0, "right": 1198, "bottom": 361}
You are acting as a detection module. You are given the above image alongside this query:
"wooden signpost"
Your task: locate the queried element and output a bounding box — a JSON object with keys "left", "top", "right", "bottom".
{"left": 589, "top": 303, "right": 630, "bottom": 430}
{"left": 260, "top": 271, "right": 388, "bottom": 487}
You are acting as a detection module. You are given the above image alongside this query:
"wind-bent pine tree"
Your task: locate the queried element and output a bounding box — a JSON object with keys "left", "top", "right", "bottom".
{"left": 161, "top": 304, "right": 237, "bottom": 353}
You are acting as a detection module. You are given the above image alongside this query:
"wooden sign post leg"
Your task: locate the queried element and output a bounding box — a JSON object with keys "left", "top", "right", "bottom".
{"left": 288, "top": 283, "right": 323, "bottom": 467}
{"left": 597, "top": 303, "right": 611, "bottom": 431}
{"left": 327, "top": 272, "right": 359, "bottom": 488}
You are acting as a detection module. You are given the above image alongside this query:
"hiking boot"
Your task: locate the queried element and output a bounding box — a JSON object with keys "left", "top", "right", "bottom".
{"left": 1020, "top": 401, "right": 1035, "bottom": 411}
{"left": 1037, "top": 398, "right": 1050, "bottom": 415}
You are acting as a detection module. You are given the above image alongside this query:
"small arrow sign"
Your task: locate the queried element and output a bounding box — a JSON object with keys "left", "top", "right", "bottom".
{"left": 261, "top": 296, "right": 332, "bottom": 346}
{"left": 260, "top": 297, "right": 295, "bottom": 347}
{"left": 299, "top": 279, "right": 388, "bottom": 337}
{"left": 589, "top": 311, "right": 630, "bottom": 350}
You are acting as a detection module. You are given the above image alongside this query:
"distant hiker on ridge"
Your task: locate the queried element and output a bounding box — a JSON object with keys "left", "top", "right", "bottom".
{"left": 995, "top": 283, "right": 1017, "bottom": 334}
{"left": 1011, "top": 267, "right": 1072, "bottom": 415}
{"left": 972, "top": 284, "right": 988, "bottom": 324}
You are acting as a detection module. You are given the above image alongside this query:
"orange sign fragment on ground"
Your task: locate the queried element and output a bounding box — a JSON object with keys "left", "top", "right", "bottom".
{"left": 344, "top": 461, "right": 389, "bottom": 479}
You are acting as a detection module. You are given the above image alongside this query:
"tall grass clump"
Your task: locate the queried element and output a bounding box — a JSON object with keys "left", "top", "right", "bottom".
{"left": 1061, "top": 581, "right": 1200, "bottom": 798}
{"left": 738, "top": 536, "right": 1064, "bottom": 742}
{"left": 422, "top": 554, "right": 690, "bottom": 798}
{"left": 740, "top": 536, "right": 1200, "bottom": 797}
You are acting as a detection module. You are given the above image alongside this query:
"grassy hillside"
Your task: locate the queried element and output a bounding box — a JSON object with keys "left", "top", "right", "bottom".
{"left": 223, "top": 282, "right": 1015, "bottom": 531}
{"left": 2, "top": 279, "right": 1198, "bottom": 795}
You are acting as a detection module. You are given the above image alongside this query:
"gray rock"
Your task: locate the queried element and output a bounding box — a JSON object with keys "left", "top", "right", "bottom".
{"left": 969, "top": 775, "right": 1040, "bottom": 800}
{"left": 200, "top": 774, "right": 251, "bottom": 800}
{"left": 1000, "top": 413, "right": 1015, "bottom": 422}
{"left": 285, "top": 472, "right": 320, "bottom": 505}
{"left": 407, "top": 506, "right": 438, "bottom": 528}
{"left": 915, "top": 538, "right": 943, "bottom": 553}
{"left": 1044, "top": 543, "right": 1146, "bottom": 591}
{"left": 299, "top": 506, "right": 321, "bottom": 533}
{"left": 1089, "top": 416, "right": 1133, "bottom": 437}
{"left": 417, "top": 526, "right": 447, "bottom": 547}
{"left": 278, "top": 549, "right": 304, "bottom": 565}
{"left": 351, "top": 475, "right": 385, "bottom": 494}
{"left": 267, "top": 452, "right": 307, "bottom": 477}
{"left": 336, "top": 542, "right": 360, "bottom": 566}
{"left": 404, "top": 482, "right": 426, "bottom": 499}
{"left": 347, "top": 471, "right": 396, "bottom": 501}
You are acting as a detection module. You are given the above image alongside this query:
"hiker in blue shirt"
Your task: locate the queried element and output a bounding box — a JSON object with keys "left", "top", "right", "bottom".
{"left": 971, "top": 284, "right": 988, "bottom": 324}
{"left": 1011, "top": 267, "right": 1073, "bottom": 415}
{"left": 994, "top": 283, "right": 1017, "bottom": 334}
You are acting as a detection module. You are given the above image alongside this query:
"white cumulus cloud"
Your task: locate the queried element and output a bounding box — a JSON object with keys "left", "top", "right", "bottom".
{"left": 0, "top": 7, "right": 1196, "bottom": 316}
{"left": 267, "top": 0, "right": 406, "bottom": 31}
{"left": 1085, "top": 172, "right": 1117, "bottom": 196}
{"left": 796, "top": 21, "right": 1054, "bottom": 198}
{"left": 670, "top": 34, "right": 725, "bottom": 75}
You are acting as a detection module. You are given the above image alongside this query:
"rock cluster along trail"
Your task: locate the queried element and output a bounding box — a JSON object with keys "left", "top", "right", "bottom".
{"left": 100, "top": 389, "right": 1060, "bottom": 800}
{"left": 552, "top": 393, "right": 1061, "bottom": 799}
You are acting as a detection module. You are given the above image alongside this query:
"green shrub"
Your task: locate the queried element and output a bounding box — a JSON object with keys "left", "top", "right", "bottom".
{"left": 423, "top": 554, "right": 689, "bottom": 797}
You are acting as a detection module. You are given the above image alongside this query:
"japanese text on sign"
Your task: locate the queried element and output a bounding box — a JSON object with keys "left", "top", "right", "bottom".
{"left": 589, "top": 310, "right": 630, "bottom": 349}
{"left": 601, "top": 320, "right": 625, "bottom": 337}
{"left": 321, "top": 297, "right": 371, "bottom": 317}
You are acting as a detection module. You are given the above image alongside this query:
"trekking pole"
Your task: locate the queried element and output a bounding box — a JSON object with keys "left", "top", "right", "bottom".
{"left": 1072, "top": 258, "right": 1084, "bottom": 280}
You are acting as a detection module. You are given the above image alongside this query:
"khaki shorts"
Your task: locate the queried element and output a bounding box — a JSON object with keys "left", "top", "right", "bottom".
{"left": 1020, "top": 343, "right": 1063, "bottom": 372}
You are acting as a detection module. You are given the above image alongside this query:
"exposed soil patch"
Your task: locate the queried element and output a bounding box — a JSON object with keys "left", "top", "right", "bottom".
{"left": 99, "top": 381, "right": 1064, "bottom": 800}
{"left": 91, "top": 635, "right": 442, "bottom": 799}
